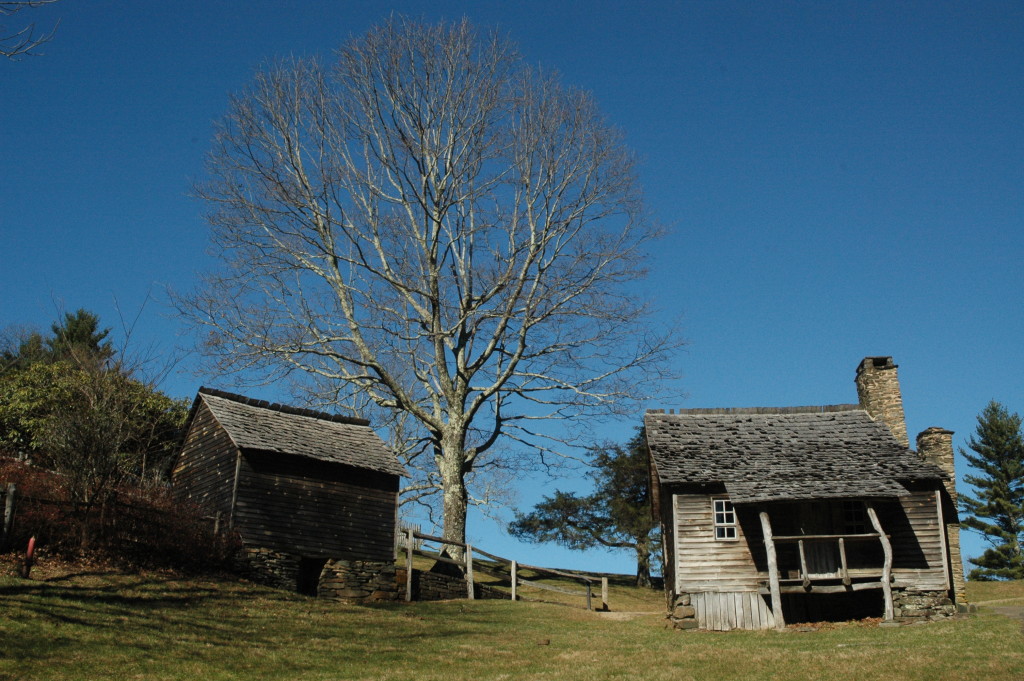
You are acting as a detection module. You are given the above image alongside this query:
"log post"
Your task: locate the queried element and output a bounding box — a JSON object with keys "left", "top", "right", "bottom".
{"left": 760, "top": 510, "right": 785, "bottom": 630}
{"left": 586, "top": 580, "right": 592, "bottom": 611}
{"left": 2, "top": 483, "right": 15, "bottom": 551}
{"left": 798, "top": 539, "right": 810, "bottom": 590}
{"left": 601, "top": 577, "right": 609, "bottom": 612}
{"left": 839, "top": 538, "right": 851, "bottom": 587}
{"left": 866, "top": 503, "right": 894, "bottom": 620}
{"left": 511, "top": 560, "right": 517, "bottom": 602}
{"left": 405, "top": 527, "right": 414, "bottom": 602}
{"left": 465, "top": 544, "right": 475, "bottom": 600}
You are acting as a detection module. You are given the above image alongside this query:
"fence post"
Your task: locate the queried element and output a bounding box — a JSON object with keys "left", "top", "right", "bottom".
{"left": 2, "top": 483, "right": 15, "bottom": 551}
{"left": 511, "top": 560, "right": 518, "bottom": 602}
{"left": 465, "top": 544, "right": 475, "bottom": 600}
{"left": 601, "top": 577, "right": 609, "bottom": 611}
{"left": 405, "top": 527, "right": 414, "bottom": 602}
{"left": 586, "top": 580, "right": 592, "bottom": 610}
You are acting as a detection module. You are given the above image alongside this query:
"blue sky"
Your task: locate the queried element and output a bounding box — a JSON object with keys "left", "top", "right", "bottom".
{"left": 2, "top": 1, "right": 1023, "bottom": 575}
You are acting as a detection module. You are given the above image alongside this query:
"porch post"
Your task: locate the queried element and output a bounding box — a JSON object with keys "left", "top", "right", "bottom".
{"left": 865, "top": 503, "right": 894, "bottom": 620}
{"left": 759, "top": 509, "right": 785, "bottom": 630}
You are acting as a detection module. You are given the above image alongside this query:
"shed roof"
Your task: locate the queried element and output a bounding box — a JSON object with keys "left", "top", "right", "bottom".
{"left": 645, "top": 406, "right": 945, "bottom": 504}
{"left": 194, "top": 388, "right": 405, "bottom": 477}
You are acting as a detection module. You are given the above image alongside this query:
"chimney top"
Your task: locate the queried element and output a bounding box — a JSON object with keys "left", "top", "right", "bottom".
{"left": 855, "top": 355, "right": 909, "bottom": 448}
{"left": 857, "top": 356, "right": 897, "bottom": 376}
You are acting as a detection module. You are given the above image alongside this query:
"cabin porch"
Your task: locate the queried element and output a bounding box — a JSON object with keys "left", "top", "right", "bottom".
{"left": 756, "top": 500, "right": 896, "bottom": 628}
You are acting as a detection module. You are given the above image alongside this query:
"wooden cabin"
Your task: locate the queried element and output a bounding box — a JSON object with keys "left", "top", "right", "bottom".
{"left": 172, "top": 388, "right": 404, "bottom": 596}
{"left": 646, "top": 357, "right": 963, "bottom": 630}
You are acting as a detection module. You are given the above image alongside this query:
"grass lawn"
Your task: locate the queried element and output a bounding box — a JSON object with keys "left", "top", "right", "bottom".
{"left": 1, "top": 559, "right": 1022, "bottom": 681}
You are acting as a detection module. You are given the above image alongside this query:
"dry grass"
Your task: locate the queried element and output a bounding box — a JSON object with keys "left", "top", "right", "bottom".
{"left": 2, "top": 557, "right": 1022, "bottom": 681}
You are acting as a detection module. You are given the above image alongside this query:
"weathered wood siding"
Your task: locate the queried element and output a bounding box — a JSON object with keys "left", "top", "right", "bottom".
{"left": 885, "top": 489, "right": 948, "bottom": 590}
{"left": 691, "top": 591, "right": 777, "bottom": 631}
{"left": 171, "top": 401, "right": 238, "bottom": 517}
{"left": 233, "top": 451, "right": 398, "bottom": 562}
{"left": 674, "top": 494, "right": 762, "bottom": 593}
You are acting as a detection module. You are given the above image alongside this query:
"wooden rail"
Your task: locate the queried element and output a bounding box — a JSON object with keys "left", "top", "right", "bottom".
{"left": 403, "top": 529, "right": 608, "bottom": 610}
{"left": 760, "top": 509, "right": 897, "bottom": 626}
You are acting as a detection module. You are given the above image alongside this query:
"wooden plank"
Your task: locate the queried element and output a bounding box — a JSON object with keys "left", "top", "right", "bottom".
{"left": 229, "top": 450, "right": 243, "bottom": 528}
{"left": 769, "top": 581, "right": 886, "bottom": 594}
{"left": 414, "top": 531, "right": 467, "bottom": 549}
{"left": 405, "top": 528, "right": 413, "bottom": 602}
{"left": 511, "top": 561, "right": 517, "bottom": 601}
{"left": 772, "top": 533, "right": 884, "bottom": 541}
{"left": 935, "top": 489, "right": 951, "bottom": 591}
{"left": 759, "top": 510, "right": 785, "bottom": 630}
{"left": 466, "top": 544, "right": 475, "bottom": 600}
{"left": 866, "top": 503, "right": 894, "bottom": 620}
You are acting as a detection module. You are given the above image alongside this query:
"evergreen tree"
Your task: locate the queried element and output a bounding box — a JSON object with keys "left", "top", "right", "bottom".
{"left": 960, "top": 401, "right": 1024, "bottom": 580}
{"left": 47, "top": 308, "right": 114, "bottom": 367}
{"left": 509, "top": 429, "right": 660, "bottom": 587}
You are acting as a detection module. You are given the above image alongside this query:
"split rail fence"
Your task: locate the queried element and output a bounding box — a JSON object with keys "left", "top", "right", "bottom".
{"left": 402, "top": 528, "right": 609, "bottom": 611}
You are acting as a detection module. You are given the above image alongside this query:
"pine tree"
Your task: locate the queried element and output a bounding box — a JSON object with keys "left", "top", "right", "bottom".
{"left": 509, "top": 429, "right": 660, "bottom": 587}
{"left": 959, "top": 401, "right": 1024, "bottom": 580}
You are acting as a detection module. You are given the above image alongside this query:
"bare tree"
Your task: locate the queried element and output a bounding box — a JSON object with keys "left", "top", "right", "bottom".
{"left": 1, "top": 1, "right": 60, "bottom": 60}
{"left": 179, "top": 17, "right": 679, "bottom": 550}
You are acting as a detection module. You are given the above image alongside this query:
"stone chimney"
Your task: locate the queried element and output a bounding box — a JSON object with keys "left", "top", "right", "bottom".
{"left": 855, "top": 357, "right": 909, "bottom": 448}
{"left": 917, "top": 427, "right": 966, "bottom": 604}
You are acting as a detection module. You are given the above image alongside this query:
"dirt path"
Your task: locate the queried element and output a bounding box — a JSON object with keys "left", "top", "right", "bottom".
{"left": 594, "top": 611, "right": 662, "bottom": 621}
{"left": 974, "top": 597, "right": 1024, "bottom": 633}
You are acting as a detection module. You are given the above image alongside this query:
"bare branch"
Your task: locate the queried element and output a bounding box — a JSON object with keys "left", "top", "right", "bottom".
{"left": 1, "top": 1, "right": 61, "bottom": 60}
{"left": 177, "top": 17, "right": 683, "bottom": 547}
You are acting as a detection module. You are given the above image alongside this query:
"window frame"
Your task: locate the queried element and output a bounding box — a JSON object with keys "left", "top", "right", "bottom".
{"left": 712, "top": 497, "right": 738, "bottom": 541}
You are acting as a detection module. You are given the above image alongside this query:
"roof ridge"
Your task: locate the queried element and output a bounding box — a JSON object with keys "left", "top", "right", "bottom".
{"left": 198, "top": 386, "right": 371, "bottom": 427}
{"left": 647, "top": 404, "right": 862, "bottom": 415}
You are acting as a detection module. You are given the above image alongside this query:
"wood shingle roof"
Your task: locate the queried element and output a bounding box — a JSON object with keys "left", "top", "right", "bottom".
{"left": 645, "top": 406, "right": 945, "bottom": 504}
{"left": 195, "top": 388, "right": 405, "bottom": 477}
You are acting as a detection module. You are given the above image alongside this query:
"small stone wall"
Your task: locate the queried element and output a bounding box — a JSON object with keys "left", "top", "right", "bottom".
{"left": 893, "top": 589, "right": 956, "bottom": 621}
{"left": 318, "top": 559, "right": 400, "bottom": 602}
{"left": 400, "top": 568, "right": 508, "bottom": 601}
{"left": 240, "top": 547, "right": 301, "bottom": 590}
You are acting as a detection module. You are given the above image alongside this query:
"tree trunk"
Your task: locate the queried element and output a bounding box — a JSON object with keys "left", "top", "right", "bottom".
{"left": 439, "top": 440, "right": 468, "bottom": 561}
{"left": 635, "top": 540, "right": 652, "bottom": 588}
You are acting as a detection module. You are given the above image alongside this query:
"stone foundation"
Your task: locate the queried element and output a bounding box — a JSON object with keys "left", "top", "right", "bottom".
{"left": 318, "top": 559, "right": 400, "bottom": 602}
{"left": 893, "top": 589, "right": 956, "bottom": 621}
{"left": 238, "top": 548, "right": 399, "bottom": 603}
{"left": 239, "top": 547, "right": 301, "bottom": 590}
{"left": 669, "top": 593, "right": 699, "bottom": 629}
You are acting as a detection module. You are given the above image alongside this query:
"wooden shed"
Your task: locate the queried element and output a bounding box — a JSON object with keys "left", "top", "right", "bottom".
{"left": 646, "top": 357, "right": 963, "bottom": 630}
{"left": 172, "top": 388, "right": 404, "bottom": 597}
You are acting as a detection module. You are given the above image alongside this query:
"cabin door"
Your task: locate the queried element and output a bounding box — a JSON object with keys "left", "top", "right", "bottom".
{"left": 799, "top": 503, "right": 841, "bottom": 578}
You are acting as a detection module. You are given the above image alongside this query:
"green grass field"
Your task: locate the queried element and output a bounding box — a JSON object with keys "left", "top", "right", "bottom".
{"left": 2, "top": 559, "right": 1022, "bottom": 681}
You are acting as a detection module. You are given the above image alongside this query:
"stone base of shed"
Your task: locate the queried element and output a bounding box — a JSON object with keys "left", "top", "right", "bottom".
{"left": 239, "top": 547, "right": 301, "bottom": 591}
{"left": 893, "top": 589, "right": 956, "bottom": 622}
{"left": 319, "top": 560, "right": 399, "bottom": 602}
{"left": 238, "top": 548, "right": 399, "bottom": 603}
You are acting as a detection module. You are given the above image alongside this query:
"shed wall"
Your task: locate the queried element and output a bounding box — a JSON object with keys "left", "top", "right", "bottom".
{"left": 171, "top": 401, "right": 237, "bottom": 518}
{"left": 233, "top": 451, "right": 398, "bottom": 561}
